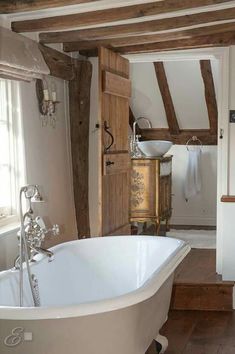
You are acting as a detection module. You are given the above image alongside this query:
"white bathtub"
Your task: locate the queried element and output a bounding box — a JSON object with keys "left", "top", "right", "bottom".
{"left": 0, "top": 236, "right": 190, "bottom": 354}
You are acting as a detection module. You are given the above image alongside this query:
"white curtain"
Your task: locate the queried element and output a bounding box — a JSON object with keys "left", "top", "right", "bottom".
{"left": 0, "top": 79, "right": 25, "bottom": 224}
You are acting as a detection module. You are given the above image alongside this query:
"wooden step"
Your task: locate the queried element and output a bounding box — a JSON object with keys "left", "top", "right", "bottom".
{"left": 170, "top": 249, "right": 234, "bottom": 311}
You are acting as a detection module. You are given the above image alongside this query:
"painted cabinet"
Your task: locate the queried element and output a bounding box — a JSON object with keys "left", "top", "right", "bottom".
{"left": 130, "top": 156, "right": 173, "bottom": 234}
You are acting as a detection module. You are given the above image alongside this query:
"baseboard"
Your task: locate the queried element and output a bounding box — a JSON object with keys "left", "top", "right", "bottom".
{"left": 170, "top": 224, "right": 216, "bottom": 230}
{"left": 170, "top": 216, "right": 216, "bottom": 226}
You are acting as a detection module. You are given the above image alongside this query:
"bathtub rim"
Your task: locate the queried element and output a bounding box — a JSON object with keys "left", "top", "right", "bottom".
{"left": 0, "top": 236, "right": 190, "bottom": 320}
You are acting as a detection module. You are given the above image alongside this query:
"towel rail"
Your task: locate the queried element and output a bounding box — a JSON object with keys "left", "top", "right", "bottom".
{"left": 186, "top": 136, "right": 202, "bottom": 150}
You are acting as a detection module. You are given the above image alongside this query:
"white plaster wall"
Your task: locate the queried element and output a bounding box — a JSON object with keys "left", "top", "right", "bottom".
{"left": 169, "top": 145, "right": 217, "bottom": 226}
{"left": 165, "top": 61, "right": 209, "bottom": 129}
{"left": 222, "top": 46, "right": 235, "bottom": 280}
{"left": 131, "top": 62, "right": 167, "bottom": 128}
{"left": 0, "top": 78, "right": 77, "bottom": 270}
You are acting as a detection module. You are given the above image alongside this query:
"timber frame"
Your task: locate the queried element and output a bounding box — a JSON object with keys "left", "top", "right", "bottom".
{"left": 39, "top": 44, "right": 92, "bottom": 238}
{"left": 139, "top": 60, "right": 218, "bottom": 145}
{"left": 3, "top": 0, "right": 235, "bottom": 57}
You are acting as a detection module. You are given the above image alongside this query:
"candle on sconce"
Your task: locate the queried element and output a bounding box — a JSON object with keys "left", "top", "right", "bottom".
{"left": 43, "top": 89, "right": 49, "bottom": 101}
{"left": 51, "top": 81, "right": 57, "bottom": 102}
{"left": 42, "top": 79, "right": 49, "bottom": 101}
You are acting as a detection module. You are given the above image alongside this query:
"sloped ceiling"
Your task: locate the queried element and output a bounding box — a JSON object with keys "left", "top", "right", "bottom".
{"left": 130, "top": 59, "right": 219, "bottom": 130}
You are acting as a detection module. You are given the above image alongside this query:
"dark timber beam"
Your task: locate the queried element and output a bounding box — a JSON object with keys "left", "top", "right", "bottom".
{"left": 115, "top": 31, "right": 235, "bottom": 54}
{"left": 69, "top": 60, "right": 92, "bottom": 238}
{"left": 0, "top": 0, "right": 98, "bottom": 14}
{"left": 154, "top": 62, "right": 180, "bottom": 135}
{"left": 200, "top": 60, "right": 218, "bottom": 135}
{"left": 129, "top": 107, "right": 141, "bottom": 135}
{"left": 141, "top": 129, "right": 217, "bottom": 145}
{"left": 129, "top": 107, "right": 136, "bottom": 128}
{"left": 12, "top": 0, "right": 232, "bottom": 33}
{"left": 39, "top": 7, "right": 235, "bottom": 43}
{"left": 63, "top": 22, "right": 235, "bottom": 52}
{"left": 39, "top": 44, "right": 75, "bottom": 81}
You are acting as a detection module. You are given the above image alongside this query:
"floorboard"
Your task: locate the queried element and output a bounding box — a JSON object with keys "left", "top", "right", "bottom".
{"left": 171, "top": 249, "right": 234, "bottom": 311}
{"left": 161, "top": 310, "right": 235, "bottom": 354}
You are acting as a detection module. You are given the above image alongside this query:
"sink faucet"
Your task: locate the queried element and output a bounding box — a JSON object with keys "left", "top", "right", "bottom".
{"left": 131, "top": 117, "right": 152, "bottom": 157}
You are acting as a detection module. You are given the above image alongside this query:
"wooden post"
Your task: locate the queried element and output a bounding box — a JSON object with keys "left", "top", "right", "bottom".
{"left": 200, "top": 60, "right": 218, "bottom": 135}
{"left": 154, "top": 62, "right": 180, "bottom": 135}
{"left": 69, "top": 60, "right": 92, "bottom": 238}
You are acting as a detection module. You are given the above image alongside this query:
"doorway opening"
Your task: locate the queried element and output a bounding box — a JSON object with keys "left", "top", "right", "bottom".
{"left": 127, "top": 48, "right": 230, "bottom": 275}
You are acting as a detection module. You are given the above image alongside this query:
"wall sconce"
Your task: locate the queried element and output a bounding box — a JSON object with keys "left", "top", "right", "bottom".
{"left": 36, "top": 78, "right": 60, "bottom": 128}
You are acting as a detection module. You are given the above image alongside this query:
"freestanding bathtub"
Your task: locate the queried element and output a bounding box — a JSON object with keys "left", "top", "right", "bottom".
{"left": 0, "top": 236, "right": 190, "bottom": 354}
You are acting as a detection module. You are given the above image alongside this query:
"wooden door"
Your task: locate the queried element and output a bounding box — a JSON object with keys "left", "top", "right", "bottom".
{"left": 99, "top": 47, "right": 131, "bottom": 236}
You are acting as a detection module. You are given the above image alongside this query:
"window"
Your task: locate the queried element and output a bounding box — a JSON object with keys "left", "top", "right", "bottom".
{"left": 0, "top": 79, "right": 25, "bottom": 227}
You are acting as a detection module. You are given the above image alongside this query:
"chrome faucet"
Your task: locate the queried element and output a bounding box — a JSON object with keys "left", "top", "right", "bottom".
{"left": 131, "top": 117, "right": 152, "bottom": 157}
{"left": 14, "top": 215, "right": 59, "bottom": 269}
{"left": 15, "top": 185, "right": 60, "bottom": 307}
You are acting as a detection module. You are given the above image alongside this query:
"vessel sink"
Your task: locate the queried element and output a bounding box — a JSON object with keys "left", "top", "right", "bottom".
{"left": 137, "top": 140, "right": 173, "bottom": 157}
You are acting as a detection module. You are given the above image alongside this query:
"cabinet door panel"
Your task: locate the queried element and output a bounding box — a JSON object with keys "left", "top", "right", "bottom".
{"left": 131, "top": 160, "right": 156, "bottom": 218}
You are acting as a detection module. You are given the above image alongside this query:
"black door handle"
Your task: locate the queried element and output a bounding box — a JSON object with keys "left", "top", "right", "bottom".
{"left": 106, "top": 160, "right": 115, "bottom": 166}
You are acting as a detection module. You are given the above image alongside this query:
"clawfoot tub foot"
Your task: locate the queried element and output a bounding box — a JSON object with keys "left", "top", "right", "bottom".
{"left": 155, "top": 334, "right": 168, "bottom": 353}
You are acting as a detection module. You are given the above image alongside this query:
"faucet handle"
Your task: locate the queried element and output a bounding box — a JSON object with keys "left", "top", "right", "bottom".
{"left": 51, "top": 224, "right": 60, "bottom": 236}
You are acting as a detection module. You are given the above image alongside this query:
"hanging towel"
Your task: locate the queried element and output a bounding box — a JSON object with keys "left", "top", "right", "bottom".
{"left": 184, "top": 148, "right": 202, "bottom": 201}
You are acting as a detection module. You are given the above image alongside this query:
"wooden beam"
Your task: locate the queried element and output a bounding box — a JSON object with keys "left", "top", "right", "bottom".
{"left": 141, "top": 128, "right": 217, "bottom": 145}
{"left": 12, "top": 0, "right": 232, "bottom": 33}
{"left": 221, "top": 195, "right": 235, "bottom": 202}
{"left": 40, "top": 7, "right": 235, "bottom": 43}
{"left": 145, "top": 341, "right": 158, "bottom": 354}
{"left": 39, "top": 44, "right": 75, "bottom": 80}
{"left": 129, "top": 107, "right": 142, "bottom": 135}
{"left": 115, "top": 31, "right": 235, "bottom": 54}
{"left": 69, "top": 60, "right": 92, "bottom": 238}
{"left": 1, "top": 0, "right": 98, "bottom": 14}
{"left": 63, "top": 22, "right": 235, "bottom": 52}
{"left": 154, "top": 62, "right": 180, "bottom": 135}
{"left": 200, "top": 60, "right": 218, "bottom": 135}
{"left": 129, "top": 107, "right": 135, "bottom": 128}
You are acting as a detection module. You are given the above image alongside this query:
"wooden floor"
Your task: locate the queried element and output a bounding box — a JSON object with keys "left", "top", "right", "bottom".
{"left": 171, "top": 249, "right": 234, "bottom": 311}
{"left": 174, "top": 249, "right": 227, "bottom": 285}
{"left": 161, "top": 310, "right": 235, "bottom": 354}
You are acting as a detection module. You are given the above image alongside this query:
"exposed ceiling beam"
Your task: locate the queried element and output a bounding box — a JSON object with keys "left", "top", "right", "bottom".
{"left": 200, "top": 60, "right": 218, "bottom": 135}
{"left": 12, "top": 0, "right": 233, "bottom": 33}
{"left": 63, "top": 22, "right": 235, "bottom": 52}
{"left": 38, "top": 44, "right": 75, "bottom": 80}
{"left": 39, "top": 7, "right": 235, "bottom": 43}
{"left": 76, "top": 31, "right": 235, "bottom": 56}
{"left": 0, "top": 0, "right": 98, "bottom": 14}
{"left": 154, "top": 62, "right": 180, "bottom": 135}
{"left": 141, "top": 128, "right": 217, "bottom": 145}
{"left": 114, "top": 31, "right": 235, "bottom": 54}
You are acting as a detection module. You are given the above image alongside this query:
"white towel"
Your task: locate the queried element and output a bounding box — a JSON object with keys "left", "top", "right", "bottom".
{"left": 184, "top": 148, "right": 202, "bottom": 201}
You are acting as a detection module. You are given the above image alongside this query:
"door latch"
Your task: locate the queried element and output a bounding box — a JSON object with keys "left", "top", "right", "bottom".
{"left": 106, "top": 160, "right": 115, "bottom": 167}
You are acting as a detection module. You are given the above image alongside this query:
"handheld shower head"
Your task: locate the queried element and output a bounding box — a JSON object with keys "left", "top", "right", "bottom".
{"left": 22, "top": 185, "right": 44, "bottom": 203}
{"left": 32, "top": 186, "right": 44, "bottom": 203}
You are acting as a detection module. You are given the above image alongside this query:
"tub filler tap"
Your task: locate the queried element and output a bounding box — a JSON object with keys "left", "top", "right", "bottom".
{"left": 15, "top": 185, "right": 60, "bottom": 307}
{"left": 14, "top": 215, "right": 59, "bottom": 269}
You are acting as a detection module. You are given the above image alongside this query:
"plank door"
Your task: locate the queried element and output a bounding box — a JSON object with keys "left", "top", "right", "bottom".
{"left": 98, "top": 47, "right": 131, "bottom": 236}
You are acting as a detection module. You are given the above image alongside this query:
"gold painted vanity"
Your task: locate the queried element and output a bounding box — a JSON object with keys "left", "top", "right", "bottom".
{"left": 130, "top": 156, "right": 173, "bottom": 234}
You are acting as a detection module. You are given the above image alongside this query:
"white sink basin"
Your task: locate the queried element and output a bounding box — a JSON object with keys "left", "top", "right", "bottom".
{"left": 137, "top": 140, "right": 173, "bottom": 157}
